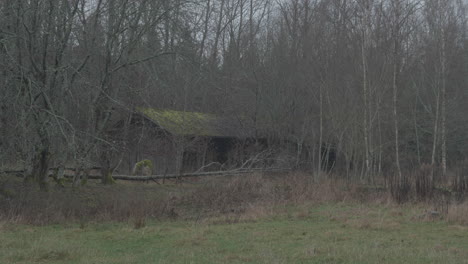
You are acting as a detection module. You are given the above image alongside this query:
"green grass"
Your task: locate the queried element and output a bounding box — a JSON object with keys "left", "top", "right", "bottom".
{"left": 1, "top": 203, "right": 468, "bottom": 264}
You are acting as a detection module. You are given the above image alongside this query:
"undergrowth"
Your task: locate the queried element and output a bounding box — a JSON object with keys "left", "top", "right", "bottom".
{"left": 0, "top": 172, "right": 467, "bottom": 226}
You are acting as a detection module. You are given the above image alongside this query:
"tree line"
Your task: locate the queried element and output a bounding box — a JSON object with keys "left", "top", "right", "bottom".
{"left": 1, "top": 0, "right": 467, "bottom": 190}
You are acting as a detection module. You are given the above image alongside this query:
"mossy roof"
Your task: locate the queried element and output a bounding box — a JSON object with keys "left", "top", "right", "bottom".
{"left": 136, "top": 107, "right": 254, "bottom": 138}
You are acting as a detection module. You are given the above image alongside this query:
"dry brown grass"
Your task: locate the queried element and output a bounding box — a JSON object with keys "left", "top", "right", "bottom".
{"left": 0, "top": 172, "right": 392, "bottom": 225}
{"left": 2, "top": 172, "right": 467, "bottom": 226}
{"left": 186, "top": 173, "right": 389, "bottom": 214}
{"left": 132, "top": 216, "right": 146, "bottom": 229}
{"left": 0, "top": 182, "right": 174, "bottom": 225}
{"left": 446, "top": 202, "right": 468, "bottom": 226}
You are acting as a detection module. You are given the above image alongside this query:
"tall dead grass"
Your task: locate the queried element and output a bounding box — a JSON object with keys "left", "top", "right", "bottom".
{"left": 453, "top": 159, "right": 468, "bottom": 193}
{"left": 3, "top": 171, "right": 467, "bottom": 226}
{"left": 184, "top": 173, "right": 389, "bottom": 219}
{"left": 0, "top": 184, "right": 173, "bottom": 225}
{"left": 389, "top": 163, "right": 468, "bottom": 204}
{"left": 446, "top": 201, "right": 468, "bottom": 226}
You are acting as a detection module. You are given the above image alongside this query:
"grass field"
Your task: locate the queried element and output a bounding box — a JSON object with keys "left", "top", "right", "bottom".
{"left": 1, "top": 203, "right": 468, "bottom": 264}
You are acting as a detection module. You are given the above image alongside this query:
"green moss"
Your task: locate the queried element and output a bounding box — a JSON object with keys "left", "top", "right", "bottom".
{"left": 136, "top": 107, "right": 218, "bottom": 136}
{"left": 51, "top": 169, "right": 66, "bottom": 187}
{"left": 133, "top": 160, "right": 154, "bottom": 176}
{"left": 54, "top": 177, "right": 66, "bottom": 187}
{"left": 102, "top": 172, "right": 115, "bottom": 185}
{"left": 0, "top": 188, "right": 15, "bottom": 199}
{"left": 81, "top": 177, "right": 88, "bottom": 186}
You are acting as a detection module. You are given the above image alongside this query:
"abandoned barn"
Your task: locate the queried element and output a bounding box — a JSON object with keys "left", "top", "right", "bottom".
{"left": 121, "top": 107, "right": 262, "bottom": 175}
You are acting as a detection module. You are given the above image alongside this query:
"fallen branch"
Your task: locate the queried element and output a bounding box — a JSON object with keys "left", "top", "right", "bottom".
{"left": 76, "top": 167, "right": 291, "bottom": 181}
{"left": 4, "top": 167, "right": 291, "bottom": 182}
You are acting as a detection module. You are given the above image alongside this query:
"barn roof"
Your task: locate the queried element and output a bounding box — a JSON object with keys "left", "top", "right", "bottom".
{"left": 135, "top": 107, "right": 255, "bottom": 138}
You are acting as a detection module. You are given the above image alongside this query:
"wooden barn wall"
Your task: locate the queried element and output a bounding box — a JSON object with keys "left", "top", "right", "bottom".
{"left": 119, "top": 118, "right": 276, "bottom": 174}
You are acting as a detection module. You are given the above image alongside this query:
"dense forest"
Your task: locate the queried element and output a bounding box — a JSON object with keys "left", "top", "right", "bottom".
{"left": 1, "top": 0, "right": 467, "bottom": 194}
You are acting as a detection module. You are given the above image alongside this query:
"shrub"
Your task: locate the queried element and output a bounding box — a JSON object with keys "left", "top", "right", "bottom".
{"left": 415, "top": 164, "right": 434, "bottom": 200}
{"left": 132, "top": 160, "right": 154, "bottom": 176}
{"left": 453, "top": 159, "right": 468, "bottom": 193}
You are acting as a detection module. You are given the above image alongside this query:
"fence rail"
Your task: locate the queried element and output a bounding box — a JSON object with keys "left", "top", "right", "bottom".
{"left": 2, "top": 167, "right": 292, "bottom": 182}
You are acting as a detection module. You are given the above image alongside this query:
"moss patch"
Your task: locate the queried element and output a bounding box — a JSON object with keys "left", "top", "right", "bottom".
{"left": 133, "top": 159, "right": 154, "bottom": 176}
{"left": 102, "top": 172, "right": 115, "bottom": 185}
{"left": 136, "top": 107, "right": 218, "bottom": 136}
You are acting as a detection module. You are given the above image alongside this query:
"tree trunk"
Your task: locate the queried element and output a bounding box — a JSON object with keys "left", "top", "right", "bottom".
{"left": 30, "top": 147, "right": 51, "bottom": 191}
{"left": 361, "top": 1, "right": 372, "bottom": 182}
{"left": 392, "top": 41, "right": 402, "bottom": 183}
{"left": 101, "top": 166, "right": 115, "bottom": 185}
{"left": 440, "top": 29, "right": 447, "bottom": 178}
{"left": 431, "top": 89, "right": 440, "bottom": 183}
{"left": 317, "top": 83, "right": 323, "bottom": 181}
{"left": 391, "top": 0, "right": 403, "bottom": 183}
{"left": 100, "top": 151, "right": 115, "bottom": 185}
{"left": 199, "top": 0, "right": 211, "bottom": 60}
{"left": 362, "top": 29, "right": 370, "bottom": 182}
